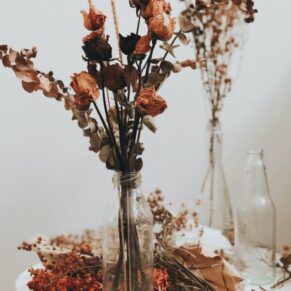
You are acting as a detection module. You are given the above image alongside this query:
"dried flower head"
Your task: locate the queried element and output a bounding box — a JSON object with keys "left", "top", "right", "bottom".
{"left": 149, "top": 13, "right": 176, "bottom": 40}
{"left": 81, "top": 0, "right": 107, "bottom": 31}
{"left": 136, "top": 87, "right": 167, "bottom": 117}
{"left": 71, "top": 71, "right": 99, "bottom": 100}
{"left": 133, "top": 34, "right": 152, "bottom": 55}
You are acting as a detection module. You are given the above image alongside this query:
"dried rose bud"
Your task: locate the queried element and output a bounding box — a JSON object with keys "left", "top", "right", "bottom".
{"left": 136, "top": 86, "right": 167, "bottom": 117}
{"left": 81, "top": 0, "right": 106, "bottom": 31}
{"left": 70, "top": 71, "right": 99, "bottom": 101}
{"left": 133, "top": 35, "right": 152, "bottom": 55}
{"left": 119, "top": 33, "right": 141, "bottom": 55}
{"left": 83, "top": 36, "right": 112, "bottom": 62}
{"left": 149, "top": 13, "right": 176, "bottom": 41}
{"left": 103, "top": 63, "right": 126, "bottom": 92}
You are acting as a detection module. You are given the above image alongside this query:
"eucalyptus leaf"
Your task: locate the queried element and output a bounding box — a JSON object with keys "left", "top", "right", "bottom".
{"left": 143, "top": 115, "right": 157, "bottom": 133}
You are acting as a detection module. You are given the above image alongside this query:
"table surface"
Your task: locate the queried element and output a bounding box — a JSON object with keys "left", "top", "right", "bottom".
{"left": 16, "top": 264, "right": 291, "bottom": 291}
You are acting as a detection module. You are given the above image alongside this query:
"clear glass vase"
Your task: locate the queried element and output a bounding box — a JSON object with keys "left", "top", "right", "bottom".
{"left": 198, "top": 123, "right": 233, "bottom": 239}
{"left": 234, "top": 150, "right": 276, "bottom": 285}
{"left": 102, "top": 172, "right": 153, "bottom": 291}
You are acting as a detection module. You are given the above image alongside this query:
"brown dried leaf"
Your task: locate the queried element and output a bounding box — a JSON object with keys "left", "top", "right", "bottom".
{"left": 172, "top": 62, "right": 182, "bottom": 73}
{"left": 178, "top": 14, "right": 195, "bottom": 33}
{"left": 64, "top": 95, "right": 75, "bottom": 111}
{"left": 22, "top": 81, "right": 40, "bottom": 93}
{"left": 159, "top": 42, "right": 179, "bottom": 58}
{"left": 20, "top": 47, "right": 37, "bottom": 59}
{"left": 177, "top": 32, "right": 189, "bottom": 46}
{"left": 133, "top": 142, "right": 145, "bottom": 155}
{"left": 146, "top": 72, "right": 166, "bottom": 87}
{"left": 12, "top": 66, "right": 39, "bottom": 83}
{"left": 2, "top": 55, "right": 11, "bottom": 67}
{"left": 15, "top": 55, "right": 33, "bottom": 70}
{"left": 99, "top": 145, "right": 111, "bottom": 163}
{"left": 88, "top": 130, "right": 102, "bottom": 153}
{"left": 143, "top": 115, "right": 157, "bottom": 133}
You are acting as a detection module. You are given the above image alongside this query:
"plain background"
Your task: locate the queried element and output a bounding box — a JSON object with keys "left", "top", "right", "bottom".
{"left": 0, "top": 0, "right": 290, "bottom": 289}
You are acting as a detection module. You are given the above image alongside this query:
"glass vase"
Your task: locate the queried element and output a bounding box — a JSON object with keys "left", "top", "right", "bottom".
{"left": 198, "top": 123, "right": 233, "bottom": 239}
{"left": 234, "top": 150, "right": 276, "bottom": 285}
{"left": 102, "top": 172, "right": 153, "bottom": 291}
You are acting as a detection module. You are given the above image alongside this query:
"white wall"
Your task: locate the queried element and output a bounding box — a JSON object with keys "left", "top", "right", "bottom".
{"left": 0, "top": 0, "right": 290, "bottom": 289}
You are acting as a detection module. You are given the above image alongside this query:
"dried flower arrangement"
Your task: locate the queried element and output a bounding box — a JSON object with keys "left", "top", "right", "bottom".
{"left": 0, "top": 0, "right": 197, "bottom": 289}
{"left": 176, "top": 0, "right": 258, "bottom": 236}
{"left": 19, "top": 189, "right": 243, "bottom": 291}
{"left": 179, "top": 0, "right": 257, "bottom": 128}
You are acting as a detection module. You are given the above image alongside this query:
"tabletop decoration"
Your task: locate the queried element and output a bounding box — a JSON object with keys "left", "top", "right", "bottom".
{"left": 19, "top": 189, "right": 244, "bottom": 291}
{"left": 177, "top": 0, "right": 257, "bottom": 239}
{"left": 0, "top": 0, "right": 194, "bottom": 289}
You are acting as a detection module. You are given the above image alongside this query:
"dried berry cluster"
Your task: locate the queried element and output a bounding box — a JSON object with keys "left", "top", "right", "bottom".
{"left": 19, "top": 231, "right": 170, "bottom": 291}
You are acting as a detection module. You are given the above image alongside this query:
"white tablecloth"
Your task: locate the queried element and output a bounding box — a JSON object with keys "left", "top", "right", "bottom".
{"left": 16, "top": 265, "right": 291, "bottom": 291}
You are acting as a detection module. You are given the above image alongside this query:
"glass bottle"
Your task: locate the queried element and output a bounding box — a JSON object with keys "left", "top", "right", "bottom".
{"left": 102, "top": 172, "right": 153, "bottom": 291}
{"left": 235, "top": 150, "right": 276, "bottom": 285}
{"left": 198, "top": 123, "right": 233, "bottom": 239}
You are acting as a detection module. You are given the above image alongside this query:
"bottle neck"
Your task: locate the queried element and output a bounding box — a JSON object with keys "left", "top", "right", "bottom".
{"left": 244, "top": 150, "right": 270, "bottom": 198}
{"left": 113, "top": 171, "right": 142, "bottom": 191}
{"left": 208, "top": 123, "right": 223, "bottom": 164}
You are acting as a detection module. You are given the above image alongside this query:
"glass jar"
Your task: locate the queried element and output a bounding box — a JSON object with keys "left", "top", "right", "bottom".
{"left": 234, "top": 150, "right": 276, "bottom": 285}
{"left": 197, "top": 123, "right": 233, "bottom": 240}
{"left": 102, "top": 172, "right": 153, "bottom": 291}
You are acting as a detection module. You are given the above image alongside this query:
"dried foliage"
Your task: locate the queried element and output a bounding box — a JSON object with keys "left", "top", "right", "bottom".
{"left": 19, "top": 231, "right": 170, "bottom": 291}
{"left": 148, "top": 189, "right": 215, "bottom": 290}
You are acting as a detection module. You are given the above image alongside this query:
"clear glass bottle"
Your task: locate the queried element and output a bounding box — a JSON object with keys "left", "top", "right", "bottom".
{"left": 235, "top": 150, "right": 276, "bottom": 285}
{"left": 102, "top": 172, "right": 153, "bottom": 291}
{"left": 198, "top": 123, "right": 233, "bottom": 239}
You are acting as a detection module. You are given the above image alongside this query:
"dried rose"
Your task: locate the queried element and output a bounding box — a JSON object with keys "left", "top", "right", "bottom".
{"left": 119, "top": 33, "right": 141, "bottom": 55}
{"left": 133, "top": 35, "right": 152, "bottom": 55}
{"left": 141, "top": 0, "right": 167, "bottom": 19}
{"left": 81, "top": 0, "right": 106, "bottom": 31}
{"left": 83, "top": 36, "right": 112, "bottom": 62}
{"left": 103, "top": 64, "right": 126, "bottom": 91}
{"left": 136, "top": 86, "right": 167, "bottom": 117}
{"left": 149, "top": 13, "right": 176, "bottom": 40}
{"left": 71, "top": 72, "right": 99, "bottom": 100}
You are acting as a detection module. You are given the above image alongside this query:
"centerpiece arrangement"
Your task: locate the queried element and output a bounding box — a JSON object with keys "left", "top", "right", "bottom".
{"left": 4, "top": 1, "right": 287, "bottom": 291}
{"left": 0, "top": 0, "right": 192, "bottom": 289}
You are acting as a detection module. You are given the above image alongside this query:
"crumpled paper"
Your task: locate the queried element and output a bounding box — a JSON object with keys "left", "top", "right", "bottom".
{"left": 173, "top": 245, "right": 243, "bottom": 291}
